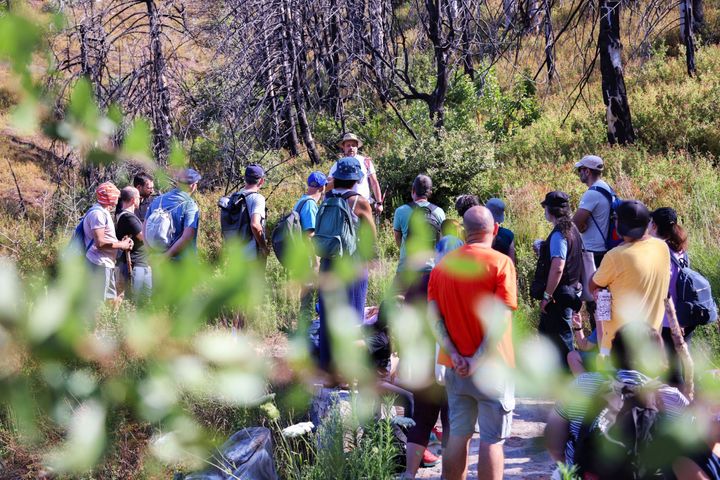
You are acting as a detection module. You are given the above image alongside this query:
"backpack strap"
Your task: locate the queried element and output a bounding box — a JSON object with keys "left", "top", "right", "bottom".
{"left": 588, "top": 185, "right": 615, "bottom": 244}
{"left": 294, "top": 197, "right": 313, "bottom": 214}
{"left": 82, "top": 205, "right": 106, "bottom": 252}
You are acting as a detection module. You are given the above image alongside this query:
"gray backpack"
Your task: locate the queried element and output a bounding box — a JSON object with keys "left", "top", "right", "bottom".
{"left": 313, "top": 191, "right": 359, "bottom": 259}
{"left": 271, "top": 197, "right": 311, "bottom": 267}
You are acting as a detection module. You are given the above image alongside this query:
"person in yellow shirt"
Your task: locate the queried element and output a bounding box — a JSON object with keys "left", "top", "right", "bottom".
{"left": 589, "top": 200, "right": 670, "bottom": 354}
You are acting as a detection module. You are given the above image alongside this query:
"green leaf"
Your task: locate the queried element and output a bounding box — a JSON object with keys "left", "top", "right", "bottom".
{"left": 68, "top": 78, "right": 99, "bottom": 128}
{"left": 0, "top": 13, "right": 43, "bottom": 74}
{"left": 10, "top": 97, "right": 39, "bottom": 134}
{"left": 123, "top": 118, "right": 152, "bottom": 160}
{"left": 169, "top": 138, "right": 186, "bottom": 168}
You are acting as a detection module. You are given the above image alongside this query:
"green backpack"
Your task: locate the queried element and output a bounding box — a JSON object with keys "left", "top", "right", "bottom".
{"left": 313, "top": 191, "right": 359, "bottom": 259}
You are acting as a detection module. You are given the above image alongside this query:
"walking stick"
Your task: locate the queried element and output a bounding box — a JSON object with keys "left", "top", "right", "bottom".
{"left": 664, "top": 297, "right": 695, "bottom": 401}
{"left": 125, "top": 249, "right": 133, "bottom": 290}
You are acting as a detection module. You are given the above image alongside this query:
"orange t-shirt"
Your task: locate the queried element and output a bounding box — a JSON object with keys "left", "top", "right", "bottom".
{"left": 428, "top": 243, "right": 518, "bottom": 368}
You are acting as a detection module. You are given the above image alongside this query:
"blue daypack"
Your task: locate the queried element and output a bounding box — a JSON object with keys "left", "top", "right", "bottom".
{"left": 589, "top": 185, "right": 623, "bottom": 250}
{"left": 68, "top": 205, "right": 103, "bottom": 255}
{"left": 313, "top": 191, "right": 359, "bottom": 259}
{"left": 672, "top": 253, "right": 718, "bottom": 328}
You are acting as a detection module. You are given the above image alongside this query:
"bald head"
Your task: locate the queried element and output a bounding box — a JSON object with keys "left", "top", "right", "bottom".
{"left": 463, "top": 206, "right": 496, "bottom": 237}
{"left": 120, "top": 186, "right": 140, "bottom": 207}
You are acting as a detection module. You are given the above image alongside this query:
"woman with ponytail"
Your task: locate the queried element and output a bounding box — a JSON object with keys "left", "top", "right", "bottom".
{"left": 650, "top": 207, "right": 692, "bottom": 385}
{"left": 531, "top": 191, "right": 585, "bottom": 367}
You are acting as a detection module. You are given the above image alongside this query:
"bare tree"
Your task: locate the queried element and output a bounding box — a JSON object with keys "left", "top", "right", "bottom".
{"left": 599, "top": 0, "right": 635, "bottom": 144}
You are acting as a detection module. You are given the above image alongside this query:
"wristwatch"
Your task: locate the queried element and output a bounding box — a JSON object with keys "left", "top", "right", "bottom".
{"left": 543, "top": 291, "right": 552, "bottom": 301}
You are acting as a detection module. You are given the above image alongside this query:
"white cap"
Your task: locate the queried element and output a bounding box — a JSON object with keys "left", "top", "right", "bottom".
{"left": 574, "top": 155, "right": 604, "bottom": 171}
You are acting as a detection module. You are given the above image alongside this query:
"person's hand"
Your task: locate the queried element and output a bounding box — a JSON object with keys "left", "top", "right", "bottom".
{"left": 375, "top": 204, "right": 384, "bottom": 214}
{"left": 540, "top": 297, "right": 551, "bottom": 313}
{"left": 465, "top": 356, "right": 480, "bottom": 376}
{"left": 451, "top": 352, "right": 469, "bottom": 377}
{"left": 571, "top": 312, "right": 582, "bottom": 329}
{"left": 119, "top": 237, "right": 133, "bottom": 251}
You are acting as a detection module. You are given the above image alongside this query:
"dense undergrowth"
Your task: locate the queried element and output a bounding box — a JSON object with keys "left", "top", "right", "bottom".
{"left": 3, "top": 4, "right": 720, "bottom": 479}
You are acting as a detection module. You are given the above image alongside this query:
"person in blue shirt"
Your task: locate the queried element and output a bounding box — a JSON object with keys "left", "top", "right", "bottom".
{"left": 294, "top": 171, "right": 327, "bottom": 236}
{"left": 532, "top": 191, "right": 584, "bottom": 368}
{"left": 296, "top": 171, "right": 327, "bottom": 325}
{"left": 392, "top": 174, "right": 446, "bottom": 275}
{"left": 144, "top": 168, "right": 201, "bottom": 259}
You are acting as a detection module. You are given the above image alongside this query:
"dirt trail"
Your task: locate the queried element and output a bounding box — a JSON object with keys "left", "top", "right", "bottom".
{"left": 416, "top": 398, "right": 556, "bottom": 479}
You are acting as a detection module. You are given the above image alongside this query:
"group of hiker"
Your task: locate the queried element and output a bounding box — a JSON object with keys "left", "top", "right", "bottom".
{"left": 75, "top": 168, "right": 201, "bottom": 303}
{"left": 73, "top": 132, "right": 720, "bottom": 479}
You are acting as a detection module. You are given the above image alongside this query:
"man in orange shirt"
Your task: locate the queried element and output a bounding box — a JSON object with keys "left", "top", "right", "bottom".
{"left": 428, "top": 206, "right": 517, "bottom": 480}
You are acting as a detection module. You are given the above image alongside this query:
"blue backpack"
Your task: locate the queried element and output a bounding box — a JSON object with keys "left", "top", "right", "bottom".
{"left": 672, "top": 253, "right": 718, "bottom": 328}
{"left": 68, "top": 205, "right": 103, "bottom": 255}
{"left": 589, "top": 185, "right": 623, "bottom": 250}
{"left": 313, "top": 191, "right": 359, "bottom": 259}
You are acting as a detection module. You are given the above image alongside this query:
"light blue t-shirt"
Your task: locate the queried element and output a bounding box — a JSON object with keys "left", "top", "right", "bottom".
{"left": 146, "top": 188, "right": 200, "bottom": 255}
{"left": 393, "top": 201, "right": 446, "bottom": 272}
{"left": 549, "top": 230, "right": 568, "bottom": 260}
{"left": 293, "top": 195, "right": 319, "bottom": 232}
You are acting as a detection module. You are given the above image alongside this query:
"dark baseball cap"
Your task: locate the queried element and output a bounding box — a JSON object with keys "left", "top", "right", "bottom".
{"left": 541, "top": 191, "right": 570, "bottom": 208}
{"left": 650, "top": 207, "right": 678, "bottom": 230}
{"left": 245, "top": 163, "right": 265, "bottom": 181}
{"left": 617, "top": 200, "right": 651, "bottom": 239}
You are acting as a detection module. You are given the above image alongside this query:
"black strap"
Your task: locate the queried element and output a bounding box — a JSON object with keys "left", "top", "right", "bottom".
{"left": 341, "top": 191, "right": 360, "bottom": 201}
{"left": 294, "top": 197, "right": 312, "bottom": 214}
{"left": 587, "top": 185, "right": 615, "bottom": 244}
{"left": 408, "top": 201, "right": 438, "bottom": 212}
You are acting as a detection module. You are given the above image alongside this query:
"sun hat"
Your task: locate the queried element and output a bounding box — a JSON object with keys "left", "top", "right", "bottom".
{"left": 333, "top": 157, "right": 364, "bottom": 181}
{"left": 338, "top": 132, "right": 363, "bottom": 148}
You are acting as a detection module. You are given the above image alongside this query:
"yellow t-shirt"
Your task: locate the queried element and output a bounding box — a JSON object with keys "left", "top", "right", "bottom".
{"left": 592, "top": 237, "right": 670, "bottom": 351}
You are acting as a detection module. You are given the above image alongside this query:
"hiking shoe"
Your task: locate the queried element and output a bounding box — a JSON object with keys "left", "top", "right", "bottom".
{"left": 429, "top": 426, "right": 443, "bottom": 445}
{"left": 420, "top": 449, "right": 440, "bottom": 468}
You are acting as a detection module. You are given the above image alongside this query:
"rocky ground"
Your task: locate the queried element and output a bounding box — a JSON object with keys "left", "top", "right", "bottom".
{"left": 416, "top": 398, "right": 556, "bottom": 479}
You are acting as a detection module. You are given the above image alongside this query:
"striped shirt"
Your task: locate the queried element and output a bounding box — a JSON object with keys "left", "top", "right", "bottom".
{"left": 555, "top": 370, "right": 689, "bottom": 465}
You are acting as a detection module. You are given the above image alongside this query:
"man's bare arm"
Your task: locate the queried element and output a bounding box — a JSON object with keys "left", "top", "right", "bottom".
{"left": 572, "top": 208, "right": 591, "bottom": 233}
{"left": 165, "top": 226, "right": 196, "bottom": 258}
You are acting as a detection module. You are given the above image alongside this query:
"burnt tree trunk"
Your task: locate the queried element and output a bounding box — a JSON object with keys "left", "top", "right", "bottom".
{"left": 599, "top": 0, "right": 635, "bottom": 145}
{"left": 692, "top": 0, "right": 704, "bottom": 35}
{"left": 368, "top": 0, "right": 388, "bottom": 94}
{"left": 680, "top": 0, "right": 697, "bottom": 76}
{"left": 426, "top": 0, "right": 450, "bottom": 130}
{"left": 281, "top": 0, "right": 321, "bottom": 164}
{"left": 279, "top": 7, "right": 301, "bottom": 157}
{"left": 543, "top": 0, "right": 557, "bottom": 83}
{"left": 146, "top": 0, "right": 172, "bottom": 166}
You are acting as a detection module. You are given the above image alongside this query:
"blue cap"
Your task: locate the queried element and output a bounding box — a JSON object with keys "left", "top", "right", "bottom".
{"left": 245, "top": 163, "right": 265, "bottom": 181}
{"left": 307, "top": 171, "right": 328, "bottom": 188}
{"left": 485, "top": 198, "right": 506, "bottom": 223}
{"left": 178, "top": 168, "right": 202, "bottom": 184}
{"left": 333, "top": 157, "right": 364, "bottom": 181}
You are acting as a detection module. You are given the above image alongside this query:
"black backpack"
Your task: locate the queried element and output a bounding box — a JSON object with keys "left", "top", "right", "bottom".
{"left": 574, "top": 380, "right": 667, "bottom": 480}
{"left": 672, "top": 253, "right": 719, "bottom": 328}
{"left": 271, "top": 197, "right": 312, "bottom": 268}
{"left": 406, "top": 202, "right": 442, "bottom": 246}
{"left": 219, "top": 191, "right": 257, "bottom": 242}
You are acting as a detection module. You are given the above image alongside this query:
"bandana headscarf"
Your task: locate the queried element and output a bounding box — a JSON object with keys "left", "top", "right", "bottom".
{"left": 96, "top": 182, "right": 121, "bottom": 206}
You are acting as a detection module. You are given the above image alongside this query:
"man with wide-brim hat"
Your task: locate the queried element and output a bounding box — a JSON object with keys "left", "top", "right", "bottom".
{"left": 328, "top": 132, "right": 384, "bottom": 213}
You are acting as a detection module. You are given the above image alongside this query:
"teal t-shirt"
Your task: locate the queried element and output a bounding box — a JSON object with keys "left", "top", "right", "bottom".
{"left": 393, "top": 201, "right": 446, "bottom": 272}
{"left": 293, "top": 195, "right": 319, "bottom": 232}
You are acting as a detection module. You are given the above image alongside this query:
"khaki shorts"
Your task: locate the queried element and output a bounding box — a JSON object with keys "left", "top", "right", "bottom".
{"left": 445, "top": 369, "right": 514, "bottom": 443}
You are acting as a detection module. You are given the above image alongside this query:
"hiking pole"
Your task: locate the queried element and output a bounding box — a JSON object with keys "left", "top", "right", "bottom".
{"left": 125, "top": 248, "right": 133, "bottom": 291}
{"left": 664, "top": 297, "right": 695, "bottom": 402}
